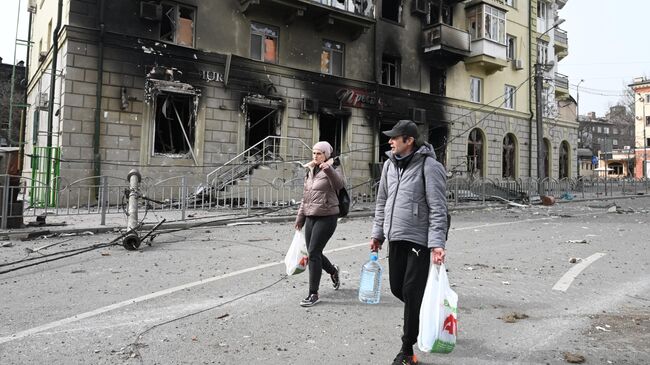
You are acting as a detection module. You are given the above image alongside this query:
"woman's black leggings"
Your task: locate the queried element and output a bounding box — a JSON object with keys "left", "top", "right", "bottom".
{"left": 304, "top": 215, "right": 338, "bottom": 294}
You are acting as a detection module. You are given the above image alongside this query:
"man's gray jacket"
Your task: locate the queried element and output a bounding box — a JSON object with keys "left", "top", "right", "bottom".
{"left": 371, "top": 143, "right": 448, "bottom": 249}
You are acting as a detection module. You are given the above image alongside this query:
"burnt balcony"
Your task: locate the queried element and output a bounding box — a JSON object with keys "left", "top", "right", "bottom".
{"left": 554, "top": 28, "right": 568, "bottom": 61}
{"left": 240, "top": 0, "right": 375, "bottom": 38}
{"left": 555, "top": 72, "right": 570, "bottom": 99}
{"left": 422, "top": 23, "right": 471, "bottom": 68}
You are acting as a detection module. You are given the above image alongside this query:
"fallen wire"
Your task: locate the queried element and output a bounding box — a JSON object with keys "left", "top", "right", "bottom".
{"left": 125, "top": 274, "right": 289, "bottom": 363}
{"left": 0, "top": 228, "right": 138, "bottom": 275}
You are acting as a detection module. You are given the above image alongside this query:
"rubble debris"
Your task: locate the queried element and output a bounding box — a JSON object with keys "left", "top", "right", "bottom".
{"left": 595, "top": 325, "right": 611, "bottom": 332}
{"left": 217, "top": 314, "right": 229, "bottom": 320}
{"left": 500, "top": 312, "right": 529, "bottom": 323}
{"left": 607, "top": 206, "right": 618, "bottom": 213}
{"left": 226, "top": 221, "right": 262, "bottom": 227}
{"left": 568, "top": 257, "right": 582, "bottom": 264}
{"left": 566, "top": 239, "right": 588, "bottom": 244}
{"left": 541, "top": 195, "right": 556, "bottom": 206}
{"left": 1, "top": 242, "right": 14, "bottom": 248}
{"left": 563, "top": 352, "right": 586, "bottom": 363}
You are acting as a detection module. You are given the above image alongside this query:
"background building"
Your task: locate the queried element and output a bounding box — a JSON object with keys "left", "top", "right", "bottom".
{"left": 0, "top": 58, "right": 26, "bottom": 147}
{"left": 21, "top": 0, "right": 578, "bottom": 206}
{"left": 630, "top": 77, "right": 650, "bottom": 178}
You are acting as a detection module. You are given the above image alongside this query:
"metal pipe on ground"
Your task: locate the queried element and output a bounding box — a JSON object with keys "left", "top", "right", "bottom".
{"left": 123, "top": 169, "right": 141, "bottom": 250}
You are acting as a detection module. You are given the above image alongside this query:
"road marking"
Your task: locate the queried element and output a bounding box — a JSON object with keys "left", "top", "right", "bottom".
{"left": 0, "top": 216, "right": 583, "bottom": 344}
{"left": 0, "top": 242, "right": 368, "bottom": 344}
{"left": 552, "top": 252, "right": 607, "bottom": 292}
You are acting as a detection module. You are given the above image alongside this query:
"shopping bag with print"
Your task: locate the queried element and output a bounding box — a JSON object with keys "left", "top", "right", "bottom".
{"left": 284, "top": 230, "right": 308, "bottom": 275}
{"left": 417, "top": 263, "right": 458, "bottom": 353}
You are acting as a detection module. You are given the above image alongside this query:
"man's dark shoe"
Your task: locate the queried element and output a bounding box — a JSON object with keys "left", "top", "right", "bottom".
{"left": 300, "top": 293, "right": 320, "bottom": 307}
{"left": 392, "top": 352, "right": 418, "bottom": 365}
{"left": 331, "top": 265, "right": 340, "bottom": 290}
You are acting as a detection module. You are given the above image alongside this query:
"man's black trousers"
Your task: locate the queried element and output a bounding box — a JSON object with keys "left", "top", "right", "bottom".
{"left": 389, "top": 240, "right": 431, "bottom": 354}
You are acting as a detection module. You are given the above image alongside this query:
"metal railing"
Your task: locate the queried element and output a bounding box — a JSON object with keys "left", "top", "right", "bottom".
{"left": 3, "top": 174, "right": 650, "bottom": 229}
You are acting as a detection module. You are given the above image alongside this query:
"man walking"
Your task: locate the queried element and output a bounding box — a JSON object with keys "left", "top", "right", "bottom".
{"left": 370, "top": 120, "right": 448, "bottom": 365}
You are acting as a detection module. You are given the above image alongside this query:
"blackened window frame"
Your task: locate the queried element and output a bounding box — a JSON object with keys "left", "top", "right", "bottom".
{"left": 160, "top": 2, "right": 196, "bottom": 48}
{"left": 381, "top": 55, "right": 400, "bottom": 87}
{"left": 250, "top": 22, "right": 279, "bottom": 64}
{"left": 321, "top": 39, "right": 345, "bottom": 77}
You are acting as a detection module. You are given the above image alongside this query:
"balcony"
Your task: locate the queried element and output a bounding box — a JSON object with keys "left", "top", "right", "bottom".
{"left": 464, "top": 39, "right": 508, "bottom": 74}
{"left": 556, "top": 0, "right": 567, "bottom": 9}
{"left": 240, "top": 0, "right": 375, "bottom": 38}
{"left": 422, "top": 23, "right": 471, "bottom": 68}
{"left": 554, "top": 28, "right": 568, "bottom": 61}
{"left": 555, "top": 72, "right": 570, "bottom": 99}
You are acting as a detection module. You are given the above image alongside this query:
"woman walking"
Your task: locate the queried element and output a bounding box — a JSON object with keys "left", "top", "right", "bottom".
{"left": 294, "top": 141, "right": 344, "bottom": 307}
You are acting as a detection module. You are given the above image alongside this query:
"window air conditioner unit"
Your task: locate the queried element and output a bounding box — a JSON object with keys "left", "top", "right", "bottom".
{"left": 410, "top": 107, "right": 426, "bottom": 124}
{"left": 513, "top": 59, "right": 524, "bottom": 70}
{"left": 411, "top": 0, "right": 428, "bottom": 15}
{"left": 301, "top": 98, "right": 318, "bottom": 114}
{"left": 140, "top": 1, "right": 162, "bottom": 21}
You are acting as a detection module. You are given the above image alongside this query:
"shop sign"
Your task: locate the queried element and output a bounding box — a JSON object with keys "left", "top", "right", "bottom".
{"left": 200, "top": 70, "right": 224, "bottom": 83}
{"left": 336, "top": 88, "right": 382, "bottom": 108}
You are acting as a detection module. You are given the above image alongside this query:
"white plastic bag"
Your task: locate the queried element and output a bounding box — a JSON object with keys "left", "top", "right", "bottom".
{"left": 284, "top": 230, "right": 308, "bottom": 275}
{"left": 417, "top": 263, "right": 458, "bottom": 353}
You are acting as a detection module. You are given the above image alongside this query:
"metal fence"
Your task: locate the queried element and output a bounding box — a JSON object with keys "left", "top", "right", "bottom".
{"left": 3, "top": 174, "right": 650, "bottom": 229}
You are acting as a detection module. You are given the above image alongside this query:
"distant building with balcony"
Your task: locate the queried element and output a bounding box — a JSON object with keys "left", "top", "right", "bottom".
{"left": 22, "top": 0, "right": 578, "bottom": 201}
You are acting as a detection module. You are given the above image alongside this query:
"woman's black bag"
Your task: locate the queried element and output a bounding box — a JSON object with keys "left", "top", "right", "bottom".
{"left": 338, "top": 188, "right": 350, "bottom": 217}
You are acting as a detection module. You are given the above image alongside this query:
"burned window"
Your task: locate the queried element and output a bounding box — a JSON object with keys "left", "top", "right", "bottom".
{"left": 381, "top": 56, "right": 400, "bottom": 87}
{"left": 321, "top": 40, "right": 344, "bottom": 76}
{"left": 467, "top": 128, "right": 484, "bottom": 177}
{"left": 161, "top": 2, "right": 195, "bottom": 47}
{"left": 382, "top": 0, "right": 403, "bottom": 23}
{"left": 559, "top": 141, "right": 569, "bottom": 179}
{"left": 502, "top": 133, "right": 517, "bottom": 178}
{"left": 153, "top": 92, "right": 196, "bottom": 156}
{"left": 430, "top": 68, "right": 446, "bottom": 96}
{"left": 251, "top": 22, "right": 279, "bottom": 63}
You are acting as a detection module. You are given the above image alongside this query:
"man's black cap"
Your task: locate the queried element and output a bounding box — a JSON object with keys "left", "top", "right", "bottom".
{"left": 382, "top": 120, "right": 420, "bottom": 139}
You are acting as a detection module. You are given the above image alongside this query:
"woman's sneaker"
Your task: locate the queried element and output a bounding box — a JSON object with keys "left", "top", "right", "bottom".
{"left": 300, "top": 293, "right": 320, "bottom": 307}
{"left": 331, "top": 265, "right": 340, "bottom": 290}
{"left": 392, "top": 352, "right": 418, "bottom": 365}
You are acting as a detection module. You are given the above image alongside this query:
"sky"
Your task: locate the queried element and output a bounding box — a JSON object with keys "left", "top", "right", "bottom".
{"left": 0, "top": 0, "right": 648, "bottom": 118}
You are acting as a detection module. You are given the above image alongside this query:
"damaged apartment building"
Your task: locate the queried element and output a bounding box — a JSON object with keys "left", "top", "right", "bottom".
{"left": 23, "top": 0, "right": 576, "bottom": 203}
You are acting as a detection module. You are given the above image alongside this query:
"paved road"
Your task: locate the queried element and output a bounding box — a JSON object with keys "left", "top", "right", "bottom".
{"left": 1, "top": 198, "right": 649, "bottom": 364}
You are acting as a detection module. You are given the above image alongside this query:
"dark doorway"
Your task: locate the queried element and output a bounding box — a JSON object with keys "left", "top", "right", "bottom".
{"left": 428, "top": 125, "right": 448, "bottom": 165}
{"left": 319, "top": 114, "right": 346, "bottom": 157}
{"left": 467, "top": 128, "right": 484, "bottom": 177}
{"left": 542, "top": 138, "right": 551, "bottom": 178}
{"left": 559, "top": 141, "right": 569, "bottom": 178}
{"left": 246, "top": 104, "right": 279, "bottom": 150}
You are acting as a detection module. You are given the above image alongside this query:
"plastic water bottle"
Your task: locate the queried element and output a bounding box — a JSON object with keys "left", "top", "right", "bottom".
{"left": 359, "top": 252, "right": 382, "bottom": 304}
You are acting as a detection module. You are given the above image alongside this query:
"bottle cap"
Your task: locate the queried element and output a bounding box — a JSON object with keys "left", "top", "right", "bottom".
{"left": 370, "top": 252, "right": 378, "bottom": 261}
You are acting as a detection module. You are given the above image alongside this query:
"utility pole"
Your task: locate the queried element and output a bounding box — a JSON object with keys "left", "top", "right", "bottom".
{"left": 534, "top": 19, "right": 565, "bottom": 195}
{"left": 576, "top": 79, "right": 584, "bottom": 179}
{"left": 535, "top": 63, "right": 545, "bottom": 194}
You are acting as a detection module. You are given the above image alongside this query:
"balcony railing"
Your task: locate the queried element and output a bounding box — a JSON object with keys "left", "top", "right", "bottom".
{"left": 555, "top": 72, "right": 569, "bottom": 91}
{"left": 309, "top": 0, "right": 375, "bottom": 18}
{"left": 555, "top": 28, "right": 568, "bottom": 46}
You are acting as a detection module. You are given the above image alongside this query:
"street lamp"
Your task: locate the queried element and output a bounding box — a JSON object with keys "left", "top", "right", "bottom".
{"left": 535, "top": 18, "right": 565, "bottom": 194}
